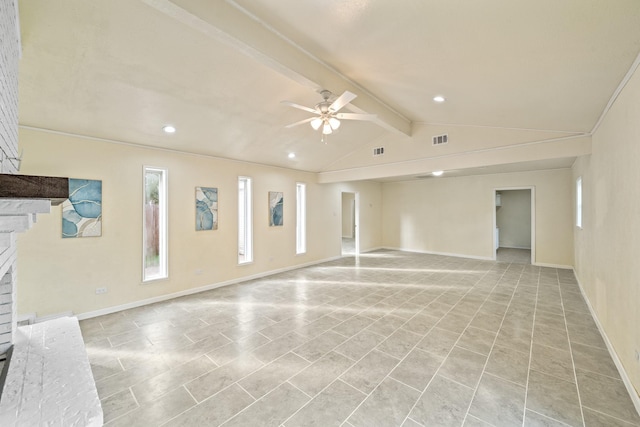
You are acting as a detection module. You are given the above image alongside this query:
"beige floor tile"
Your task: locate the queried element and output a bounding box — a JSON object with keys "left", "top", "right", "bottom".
{"left": 389, "top": 348, "right": 443, "bottom": 391}
{"left": 81, "top": 250, "right": 638, "bottom": 427}
{"left": 238, "top": 352, "right": 309, "bottom": 399}
{"left": 349, "top": 377, "right": 421, "bottom": 427}
{"left": 222, "top": 382, "right": 309, "bottom": 427}
{"left": 283, "top": 380, "right": 366, "bottom": 427}
{"left": 409, "top": 374, "right": 474, "bottom": 426}
{"left": 167, "top": 384, "right": 254, "bottom": 426}
{"left": 106, "top": 386, "right": 195, "bottom": 426}
{"left": 438, "top": 346, "right": 487, "bottom": 389}
{"left": 468, "top": 373, "right": 526, "bottom": 426}
{"left": 526, "top": 370, "right": 583, "bottom": 427}
{"left": 340, "top": 349, "right": 400, "bottom": 393}
{"left": 289, "top": 351, "right": 354, "bottom": 397}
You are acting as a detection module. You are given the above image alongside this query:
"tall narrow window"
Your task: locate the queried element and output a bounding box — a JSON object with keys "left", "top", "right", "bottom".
{"left": 296, "top": 182, "right": 306, "bottom": 254}
{"left": 143, "top": 167, "right": 168, "bottom": 281}
{"left": 238, "top": 176, "right": 253, "bottom": 264}
{"left": 576, "top": 177, "right": 583, "bottom": 228}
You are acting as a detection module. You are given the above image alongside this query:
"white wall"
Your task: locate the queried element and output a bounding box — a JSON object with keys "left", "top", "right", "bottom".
{"left": 496, "top": 189, "right": 532, "bottom": 249}
{"left": 16, "top": 128, "right": 383, "bottom": 318}
{"left": 382, "top": 170, "right": 573, "bottom": 266}
{"left": 573, "top": 64, "right": 640, "bottom": 396}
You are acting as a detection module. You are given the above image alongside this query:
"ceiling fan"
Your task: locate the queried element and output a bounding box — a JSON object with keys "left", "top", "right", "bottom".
{"left": 282, "top": 90, "right": 376, "bottom": 142}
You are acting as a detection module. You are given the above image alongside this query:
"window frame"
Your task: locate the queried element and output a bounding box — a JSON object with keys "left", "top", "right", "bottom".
{"left": 238, "top": 176, "right": 253, "bottom": 264}
{"left": 296, "top": 182, "right": 307, "bottom": 254}
{"left": 576, "top": 176, "right": 583, "bottom": 229}
{"left": 142, "top": 166, "right": 169, "bottom": 283}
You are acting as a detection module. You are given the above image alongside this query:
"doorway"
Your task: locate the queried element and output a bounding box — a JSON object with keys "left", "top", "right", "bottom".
{"left": 341, "top": 192, "right": 359, "bottom": 255}
{"left": 493, "top": 187, "right": 535, "bottom": 264}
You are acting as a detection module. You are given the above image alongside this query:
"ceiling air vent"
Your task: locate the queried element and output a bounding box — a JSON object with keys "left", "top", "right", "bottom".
{"left": 373, "top": 147, "right": 385, "bottom": 156}
{"left": 432, "top": 134, "right": 448, "bottom": 146}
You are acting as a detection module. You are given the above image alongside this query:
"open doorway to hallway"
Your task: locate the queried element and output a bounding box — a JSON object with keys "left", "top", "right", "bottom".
{"left": 341, "top": 192, "right": 359, "bottom": 255}
{"left": 494, "top": 188, "right": 534, "bottom": 264}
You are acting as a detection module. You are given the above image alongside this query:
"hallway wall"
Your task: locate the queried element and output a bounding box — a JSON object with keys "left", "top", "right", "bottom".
{"left": 572, "top": 63, "right": 640, "bottom": 397}
{"left": 382, "top": 169, "right": 573, "bottom": 267}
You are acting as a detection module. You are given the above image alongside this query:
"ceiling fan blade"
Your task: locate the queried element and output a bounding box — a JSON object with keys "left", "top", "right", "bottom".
{"left": 281, "top": 100, "right": 318, "bottom": 114}
{"left": 329, "top": 91, "right": 357, "bottom": 112}
{"left": 285, "top": 117, "right": 315, "bottom": 128}
{"left": 335, "top": 113, "right": 377, "bottom": 121}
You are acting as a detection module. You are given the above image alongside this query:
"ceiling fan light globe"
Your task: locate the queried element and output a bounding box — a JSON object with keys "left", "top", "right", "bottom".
{"left": 322, "top": 123, "right": 333, "bottom": 134}
{"left": 329, "top": 117, "right": 341, "bottom": 130}
{"left": 310, "top": 117, "right": 323, "bottom": 130}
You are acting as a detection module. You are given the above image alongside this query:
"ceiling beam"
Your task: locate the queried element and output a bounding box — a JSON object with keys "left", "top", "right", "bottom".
{"left": 318, "top": 135, "right": 592, "bottom": 183}
{"left": 143, "top": 0, "right": 412, "bottom": 136}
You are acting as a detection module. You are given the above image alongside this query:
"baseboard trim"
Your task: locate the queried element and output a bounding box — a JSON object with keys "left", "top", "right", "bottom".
{"left": 75, "top": 255, "right": 342, "bottom": 321}
{"left": 381, "top": 246, "right": 493, "bottom": 261}
{"left": 533, "top": 262, "right": 573, "bottom": 269}
{"left": 573, "top": 269, "right": 640, "bottom": 416}
{"left": 499, "top": 245, "right": 532, "bottom": 250}
{"left": 35, "top": 311, "right": 73, "bottom": 323}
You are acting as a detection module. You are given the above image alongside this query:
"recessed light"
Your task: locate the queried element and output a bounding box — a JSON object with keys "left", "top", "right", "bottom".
{"left": 432, "top": 170, "right": 444, "bottom": 176}
{"left": 433, "top": 96, "right": 445, "bottom": 103}
{"left": 288, "top": 153, "right": 296, "bottom": 159}
{"left": 162, "top": 125, "right": 176, "bottom": 133}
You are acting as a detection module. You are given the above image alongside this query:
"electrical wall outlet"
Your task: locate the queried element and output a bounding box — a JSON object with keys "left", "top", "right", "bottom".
{"left": 635, "top": 350, "right": 639, "bottom": 362}
{"left": 195, "top": 269, "right": 203, "bottom": 276}
{"left": 95, "top": 287, "right": 108, "bottom": 295}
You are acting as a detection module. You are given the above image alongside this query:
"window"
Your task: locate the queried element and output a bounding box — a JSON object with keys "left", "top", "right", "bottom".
{"left": 576, "top": 177, "right": 583, "bottom": 228}
{"left": 238, "top": 176, "right": 253, "bottom": 263}
{"left": 143, "top": 167, "right": 168, "bottom": 281}
{"left": 296, "top": 183, "right": 306, "bottom": 254}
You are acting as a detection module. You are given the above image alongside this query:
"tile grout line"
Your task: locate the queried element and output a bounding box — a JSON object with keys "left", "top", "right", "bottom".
{"left": 521, "top": 265, "right": 541, "bottom": 427}
{"left": 558, "top": 268, "right": 587, "bottom": 427}
{"left": 461, "top": 262, "right": 531, "bottom": 426}
{"left": 526, "top": 408, "right": 574, "bottom": 426}
{"left": 386, "top": 260, "right": 513, "bottom": 426}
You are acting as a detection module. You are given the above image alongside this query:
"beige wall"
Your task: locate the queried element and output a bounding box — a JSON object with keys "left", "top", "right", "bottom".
{"left": 497, "top": 189, "right": 532, "bottom": 249}
{"left": 573, "top": 65, "right": 640, "bottom": 395}
{"left": 382, "top": 170, "right": 573, "bottom": 266}
{"left": 16, "top": 128, "right": 383, "bottom": 318}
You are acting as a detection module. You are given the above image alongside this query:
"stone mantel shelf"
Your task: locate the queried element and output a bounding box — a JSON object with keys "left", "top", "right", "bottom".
{"left": 0, "top": 174, "right": 69, "bottom": 205}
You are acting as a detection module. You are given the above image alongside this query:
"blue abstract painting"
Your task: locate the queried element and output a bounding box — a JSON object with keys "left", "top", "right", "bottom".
{"left": 196, "top": 187, "right": 218, "bottom": 231}
{"left": 269, "top": 191, "right": 283, "bottom": 227}
{"left": 62, "top": 179, "right": 102, "bottom": 238}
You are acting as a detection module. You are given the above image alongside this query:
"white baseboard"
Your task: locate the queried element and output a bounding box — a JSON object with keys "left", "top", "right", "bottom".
{"left": 350, "top": 246, "right": 385, "bottom": 255}
{"left": 499, "top": 245, "right": 532, "bottom": 250}
{"left": 381, "top": 246, "right": 493, "bottom": 261}
{"left": 533, "top": 262, "right": 574, "bottom": 270}
{"left": 573, "top": 269, "right": 640, "bottom": 416}
{"left": 34, "top": 311, "right": 73, "bottom": 323}
{"left": 75, "top": 255, "right": 342, "bottom": 321}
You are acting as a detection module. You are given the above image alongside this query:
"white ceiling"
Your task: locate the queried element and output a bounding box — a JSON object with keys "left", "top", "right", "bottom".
{"left": 17, "top": 0, "right": 640, "bottom": 179}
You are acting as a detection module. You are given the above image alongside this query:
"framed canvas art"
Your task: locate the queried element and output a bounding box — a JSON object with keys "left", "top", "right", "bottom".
{"left": 196, "top": 186, "right": 218, "bottom": 230}
{"left": 269, "top": 191, "right": 283, "bottom": 227}
{"left": 62, "top": 178, "right": 102, "bottom": 238}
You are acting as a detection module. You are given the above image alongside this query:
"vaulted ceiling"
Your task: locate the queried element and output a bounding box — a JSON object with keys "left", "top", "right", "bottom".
{"left": 17, "top": 0, "right": 640, "bottom": 182}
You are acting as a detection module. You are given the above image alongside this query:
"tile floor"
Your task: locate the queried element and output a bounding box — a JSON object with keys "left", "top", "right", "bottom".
{"left": 496, "top": 248, "right": 532, "bottom": 265}
{"left": 80, "top": 250, "right": 640, "bottom": 426}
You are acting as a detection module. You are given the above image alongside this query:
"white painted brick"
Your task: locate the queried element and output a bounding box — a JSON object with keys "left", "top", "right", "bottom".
{"left": 0, "top": 0, "right": 19, "bottom": 174}
{"left": 0, "top": 318, "right": 103, "bottom": 426}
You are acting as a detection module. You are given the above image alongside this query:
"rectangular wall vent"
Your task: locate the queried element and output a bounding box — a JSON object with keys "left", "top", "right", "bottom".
{"left": 373, "top": 147, "right": 385, "bottom": 156}
{"left": 432, "top": 134, "right": 448, "bottom": 146}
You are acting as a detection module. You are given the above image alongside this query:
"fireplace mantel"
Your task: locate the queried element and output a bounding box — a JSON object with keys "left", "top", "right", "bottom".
{"left": 0, "top": 173, "right": 69, "bottom": 205}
